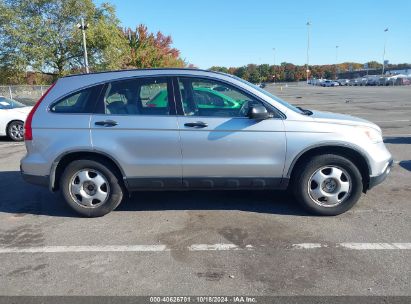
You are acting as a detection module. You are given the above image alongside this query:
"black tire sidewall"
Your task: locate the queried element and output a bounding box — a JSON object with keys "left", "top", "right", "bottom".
{"left": 7, "top": 121, "right": 24, "bottom": 141}
{"left": 293, "top": 154, "right": 363, "bottom": 216}
{"left": 60, "top": 159, "right": 123, "bottom": 217}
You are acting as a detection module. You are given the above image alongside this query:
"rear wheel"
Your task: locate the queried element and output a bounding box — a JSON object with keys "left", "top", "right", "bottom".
{"left": 60, "top": 159, "right": 124, "bottom": 217}
{"left": 7, "top": 121, "right": 24, "bottom": 141}
{"left": 292, "top": 154, "right": 363, "bottom": 215}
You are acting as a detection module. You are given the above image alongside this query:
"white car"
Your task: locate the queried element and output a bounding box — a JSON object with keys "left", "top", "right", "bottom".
{"left": 321, "top": 80, "right": 339, "bottom": 87}
{"left": 0, "top": 96, "right": 32, "bottom": 141}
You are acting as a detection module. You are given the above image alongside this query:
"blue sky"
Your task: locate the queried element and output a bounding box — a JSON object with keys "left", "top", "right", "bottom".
{"left": 95, "top": 0, "right": 410, "bottom": 69}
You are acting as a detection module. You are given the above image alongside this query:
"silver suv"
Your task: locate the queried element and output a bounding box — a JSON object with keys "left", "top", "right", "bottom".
{"left": 20, "top": 69, "right": 393, "bottom": 217}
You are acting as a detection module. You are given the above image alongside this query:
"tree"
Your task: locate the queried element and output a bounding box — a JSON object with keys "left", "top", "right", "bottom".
{"left": 0, "top": 0, "right": 129, "bottom": 78}
{"left": 366, "top": 61, "right": 383, "bottom": 69}
{"left": 247, "top": 64, "right": 261, "bottom": 83}
{"left": 257, "top": 64, "right": 270, "bottom": 82}
{"left": 209, "top": 66, "right": 228, "bottom": 73}
{"left": 234, "top": 66, "right": 249, "bottom": 81}
{"left": 124, "top": 25, "right": 185, "bottom": 69}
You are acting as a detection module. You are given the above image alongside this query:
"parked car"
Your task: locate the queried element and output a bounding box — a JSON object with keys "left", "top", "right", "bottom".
{"left": 395, "top": 77, "right": 411, "bottom": 85}
{"left": 366, "top": 77, "right": 379, "bottom": 86}
{"left": 0, "top": 96, "right": 32, "bottom": 141}
{"left": 212, "top": 85, "right": 229, "bottom": 92}
{"left": 359, "top": 78, "right": 368, "bottom": 86}
{"left": 321, "top": 80, "right": 339, "bottom": 87}
{"left": 147, "top": 87, "right": 241, "bottom": 109}
{"left": 337, "top": 79, "right": 349, "bottom": 86}
{"left": 384, "top": 77, "right": 396, "bottom": 86}
{"left": 348, "top": 78, "right": 361, "bottom": 86}
{"left": 21, "top": 69, "right": 392, "bottom": 217}
{"left": 377, "top": 77, "right": 387, "bottom": 86}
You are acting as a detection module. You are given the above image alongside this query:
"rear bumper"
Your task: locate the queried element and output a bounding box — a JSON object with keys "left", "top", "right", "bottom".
{"left": 20, "top": 166, "right": 49, "bottom": 187}
{"left": 368, "top": 159, "right": 393, "bottom": 190}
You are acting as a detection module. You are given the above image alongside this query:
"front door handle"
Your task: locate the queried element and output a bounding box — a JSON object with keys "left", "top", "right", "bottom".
{"left": 95, "top": 120, "right": 118, "bottom": 127}
{"left": 184, "top": 122, "right": 208, "bottom": 128}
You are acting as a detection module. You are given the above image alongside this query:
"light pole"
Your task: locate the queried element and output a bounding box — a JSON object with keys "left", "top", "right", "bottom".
{"left": 382, "top": 28, "right": 388, "bottom": 75}
{"left": 306, "top": 21, "right": 311, "bottom": 84}
{"left": 272, "top": 48, "right": 276, "bottom": 83}
{"left": 335, "top": 45, "right": 339, "bottom": 63}
{"left": 335, "top": 45, "right": 339, "bottom": 79}
{"left": 77, "top": 18, "right": 90, "bottom": 74}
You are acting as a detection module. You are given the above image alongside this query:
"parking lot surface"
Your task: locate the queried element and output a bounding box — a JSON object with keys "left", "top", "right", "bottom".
{"left": 0, "top": 85, "right": 410, "bottom": 296}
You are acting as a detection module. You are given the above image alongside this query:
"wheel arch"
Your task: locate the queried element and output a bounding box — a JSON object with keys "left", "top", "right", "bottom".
{"left": 287, "top": 144, "right": 371, "bottom": 192}
{"left": 50, "top": 150, "right": 127, "bottom": 191}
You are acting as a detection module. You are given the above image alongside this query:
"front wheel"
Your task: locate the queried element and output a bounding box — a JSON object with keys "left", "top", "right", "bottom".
{"left": 292, "top": 154, "right": 363, "bottom": 215}
{"left": 60, "top": 159, "right": 124, "bottom": 217}
{"left": 7, "top": 121, "right": 24, "bottom": 141}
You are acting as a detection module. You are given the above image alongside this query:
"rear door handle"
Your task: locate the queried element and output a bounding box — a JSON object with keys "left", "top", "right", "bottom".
{"left": 184, "top": 122, "right": 208, "bottom": 128}
{"left": 94, "top": 120, "right": 118, "bottom": 127}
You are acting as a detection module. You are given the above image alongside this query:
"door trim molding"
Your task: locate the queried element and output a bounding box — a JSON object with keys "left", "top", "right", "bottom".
{"left": 125, "top": 177, "right": 288, "bottom": 191}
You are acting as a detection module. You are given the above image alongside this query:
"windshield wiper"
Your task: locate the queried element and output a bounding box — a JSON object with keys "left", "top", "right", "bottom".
{"left": 297, "top": 106, "right": 313, "bottom": 116}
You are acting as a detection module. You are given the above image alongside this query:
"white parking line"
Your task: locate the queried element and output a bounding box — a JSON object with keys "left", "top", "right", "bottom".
{"left": 293, "top": 243, "right": 411, "bottom": 250}
{"left": 340, "top": 243, "right": 411, "bottom": 250}
{"left": 292, "top": 243, "right": 325, "bottom": 249}
{"left": 373, "top": 119, "right": 410, "bottom": 123}
{"left": 188, "top": 244, "right": 253, "bottom": 251}
{"left": 0, "top": 243, "right": 252, "bottom": 253}
{"left": 0, "top": 245, "right": 169, "bottom": 253}
{"left": 1, "top": 243, "right": 411, "bottom": 253}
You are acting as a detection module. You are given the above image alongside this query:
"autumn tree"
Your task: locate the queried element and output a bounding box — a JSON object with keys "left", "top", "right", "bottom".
{"left": 124, "top": 25, "right": 185, "bottom": 68}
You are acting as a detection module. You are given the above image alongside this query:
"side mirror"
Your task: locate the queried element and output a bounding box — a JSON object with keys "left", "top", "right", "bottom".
{"left": 248, "top": 105, "right": 270, "bottom": 120}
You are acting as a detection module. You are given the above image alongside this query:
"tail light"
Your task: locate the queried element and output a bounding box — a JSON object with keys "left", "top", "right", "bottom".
{"left": 24, "top": 83, "right": 56, "bottom": 141}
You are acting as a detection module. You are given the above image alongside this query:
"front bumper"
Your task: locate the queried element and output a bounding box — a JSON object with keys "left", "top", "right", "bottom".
{"left": 368, "top": 159, "right": 393, "bottom": 190}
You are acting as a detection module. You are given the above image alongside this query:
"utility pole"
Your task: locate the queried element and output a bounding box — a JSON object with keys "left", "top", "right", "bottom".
{"left": 272, "top": 48, "right": 276, "bottom": 83}
{"left": 335, "top": 45, "right": 339, "bottom": 79}
{"left": 335, "top": 45, "right": 339, "bottom": 63}
{"left": 382, "top": 28, "right": 388, "bottom": 76}
{"left": 77, "top": 18, "right": 90, "bottom": 74}
{"left": 306, "top": 21, "right": 311, "bottom": 84}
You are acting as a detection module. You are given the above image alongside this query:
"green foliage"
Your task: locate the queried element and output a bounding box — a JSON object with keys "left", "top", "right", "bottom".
{"left": 124, "top": 25, "right": 185, "bottom": 69}
{"left": 0, "top": 0, "right": 187, "bottom": 83}
{"left": 366, "top": 61, "right": 383, "bottom": 69}
{"left": 209, "top": 66, "right": 228, "bottom": 73}
{"left": 0, "top": 0, "right": 129, "bottom": 79}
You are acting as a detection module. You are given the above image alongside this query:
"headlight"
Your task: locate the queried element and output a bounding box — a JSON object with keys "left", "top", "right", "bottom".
{"left": 356, "top": 126, "right": 383, "bottom": 143}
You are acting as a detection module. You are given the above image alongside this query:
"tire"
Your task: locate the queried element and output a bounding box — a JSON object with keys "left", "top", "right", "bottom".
{"left": 292, "top": 154, "right": 363, "bottom": 216}
{"left": 7, "top": 121, "right": 24, "bottom": 141}
{"left": 60, "top": 159, "right": 124, "bottom": 217}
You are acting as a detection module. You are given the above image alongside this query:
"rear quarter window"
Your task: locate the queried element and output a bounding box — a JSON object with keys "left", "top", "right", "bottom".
{"left": 50, "top": 86, "right": 101, "bottom": 113}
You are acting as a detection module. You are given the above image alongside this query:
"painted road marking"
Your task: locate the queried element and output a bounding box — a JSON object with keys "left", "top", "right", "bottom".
{"left": 373, "top": 119, "right": 411, "bottom": 123}
{"left": 339, "top": 243, "right": 411, "bottom": 250}
{"left": 293, "top": 243, "right": 411, "bottom": 250}
{"left": 0, "top": 244, "right": 253, "bottom": 253}
{"left": 188, "top": 244, "right": 253, "bottom": 251}
{"left": 0, "top": 243, "right": 411, "bottom": 253}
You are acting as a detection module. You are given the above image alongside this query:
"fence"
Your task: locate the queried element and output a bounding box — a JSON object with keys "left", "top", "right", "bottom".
{"left": 0, "top": 85, "right": 51, "bottom": 106}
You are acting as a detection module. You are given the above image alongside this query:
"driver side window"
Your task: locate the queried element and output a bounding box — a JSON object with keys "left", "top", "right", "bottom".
{"left": 178, "top": 78, "right": 263, "bottom": 117}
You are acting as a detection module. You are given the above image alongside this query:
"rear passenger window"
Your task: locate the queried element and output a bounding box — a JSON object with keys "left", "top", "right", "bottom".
{"left": 51, "top": 88, "right": 94, "bottom": 113}
{"left": 103, "top": 78, "right": 171, "bottom": 115}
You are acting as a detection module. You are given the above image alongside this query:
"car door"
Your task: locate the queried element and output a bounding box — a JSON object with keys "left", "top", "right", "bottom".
{"left": 90, "top": 76, "right": 182, "bottom": 190}
{"left": 175, "top": 76, "right": 287, "bottom": 189}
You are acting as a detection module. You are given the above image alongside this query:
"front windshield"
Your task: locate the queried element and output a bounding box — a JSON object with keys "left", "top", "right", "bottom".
{"left": 230, "top": 75, "right": 304, "bottom": 114}
{"left": 0, "top": 97, "right": 26, "bottom": 109}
